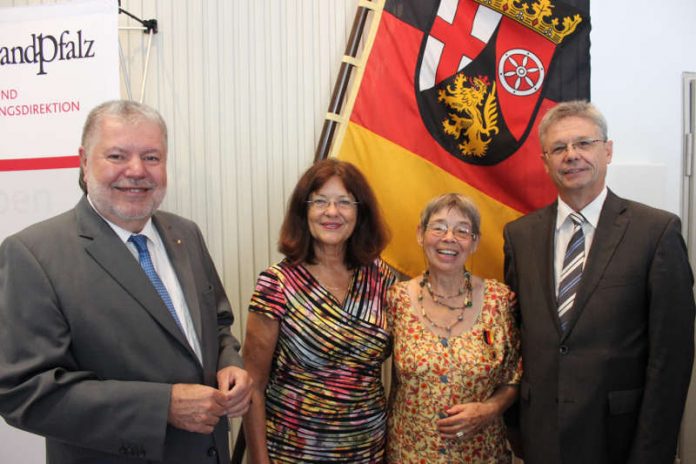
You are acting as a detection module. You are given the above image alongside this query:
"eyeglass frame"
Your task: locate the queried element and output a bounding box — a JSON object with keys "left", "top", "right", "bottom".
{"left": 424, "top": 222, "right": 477, "bottom": 241}
{"left": 543, "top": 138, "right": 606, "bottom": 158}
{"left": 306, "top": 196, "right": 359, "bottom": 212}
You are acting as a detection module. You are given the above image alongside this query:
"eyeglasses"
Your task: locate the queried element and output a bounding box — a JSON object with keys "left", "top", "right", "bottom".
{"left": 425, "top": 223, "right": 477, "bottom": 241}
{"left": 544, "top": 138, "right": 606, "bottom": 157}
{"left": 307, "top": 197, "right": 359, "bottom": 212}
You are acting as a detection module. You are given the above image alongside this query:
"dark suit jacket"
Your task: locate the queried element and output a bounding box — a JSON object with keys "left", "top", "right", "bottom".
{"left": 0, "top": 197, "right": 243, "bottom": 463}
{"left": 503, "top": 190, "right": 695, "bottom": 464}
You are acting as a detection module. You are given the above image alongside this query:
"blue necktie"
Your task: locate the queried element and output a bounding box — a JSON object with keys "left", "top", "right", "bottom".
{"left": 128, "top": 234, "right": 183, "bottom": 331}
{"left": 557, "top": 212, "right": 585, "bottom": 332}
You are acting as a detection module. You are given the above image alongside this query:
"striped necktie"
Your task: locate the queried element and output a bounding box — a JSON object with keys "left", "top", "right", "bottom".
{"left": 128, "top": 234, "right": 184, "bottom": 332}
{"left": 557, "top": 212, "right": 585, "bottom": 332}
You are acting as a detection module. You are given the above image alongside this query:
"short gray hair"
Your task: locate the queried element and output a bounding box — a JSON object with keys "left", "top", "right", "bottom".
{"left": 81, "top": 100, "right": 168, "bottom": 154}
{"left": 419, "top": 193, "right": 481, "bottom": 238}
{"left": 538, "top": 100, "right": 608, "bottom": 148}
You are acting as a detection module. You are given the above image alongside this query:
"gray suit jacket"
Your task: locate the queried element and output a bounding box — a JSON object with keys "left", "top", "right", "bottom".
{"left": 503, "top": 190, "right": 695, "bottom": 464}
{"left": 0, "top": 197, "right": 243, "bottom": 463}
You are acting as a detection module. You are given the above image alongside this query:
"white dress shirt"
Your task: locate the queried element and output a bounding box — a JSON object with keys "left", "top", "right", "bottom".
{"left": 553, "top": 187, "right": 608, "bottom": 296}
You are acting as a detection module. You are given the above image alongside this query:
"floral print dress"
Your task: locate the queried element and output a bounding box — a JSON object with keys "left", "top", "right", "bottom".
{"left": 386, "top": 279, "right": 522, "bottom": 463}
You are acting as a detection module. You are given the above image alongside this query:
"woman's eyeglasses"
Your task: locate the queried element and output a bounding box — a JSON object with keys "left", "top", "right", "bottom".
{"left": 307, "top": 197, "right": 359, "bottom": 212}
{"left": 425, "top": 223, "right": 477, "bottom": 241}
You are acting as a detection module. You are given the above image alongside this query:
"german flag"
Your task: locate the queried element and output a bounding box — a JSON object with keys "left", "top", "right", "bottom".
{"left": 335, "top": 0, "right": 590, "bottom": 278}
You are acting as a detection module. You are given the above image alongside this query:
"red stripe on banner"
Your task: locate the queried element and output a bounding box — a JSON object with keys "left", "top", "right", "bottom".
{"left": 0, "top": 156, "right": 80, "bottom": 172}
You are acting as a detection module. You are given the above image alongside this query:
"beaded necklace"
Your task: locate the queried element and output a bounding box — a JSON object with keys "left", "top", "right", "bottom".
{"left": 418, "top": 287, "right": 464, "bottom": 338}
{"left": 417, "top": 271, "right": 472, "bottom": 337}
{"left": 421, "top": 270, "right": 473, "bottom": 311}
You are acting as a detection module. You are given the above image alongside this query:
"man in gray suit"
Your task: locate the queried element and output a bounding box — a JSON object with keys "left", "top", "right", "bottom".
{"left": 0, "top": 100, "right": 252, "bottom": 463}
{"left": 504, "top": 100, "right": 695, "bottom": 464}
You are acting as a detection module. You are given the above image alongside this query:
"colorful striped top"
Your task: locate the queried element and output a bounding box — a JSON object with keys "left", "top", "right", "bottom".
{"left": 249, "top": 258, "right": 396, "bottom": 463}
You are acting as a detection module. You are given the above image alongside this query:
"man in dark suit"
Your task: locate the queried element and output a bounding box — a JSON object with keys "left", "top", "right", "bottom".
{"left": 504, "top": 100, "right": 695, "bottom": 464}
{"left": 0, "top": 100, "right": 252, "bottom": 463}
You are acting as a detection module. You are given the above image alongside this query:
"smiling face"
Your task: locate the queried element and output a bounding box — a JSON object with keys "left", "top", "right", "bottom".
{"left": 418, "top": 206, "right": 478, "bottom": 274}
{"left": 307, "top": 176, "right": 358, "bottom": 254}
{"left": 81, "top": 115, "right": 167, "bottom": 232}
{"left": 542, "top": 115, "right": 613, "bottom": 210}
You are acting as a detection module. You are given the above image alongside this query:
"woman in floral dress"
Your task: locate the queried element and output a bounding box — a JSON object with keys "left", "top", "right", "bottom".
{"left": 242, "top": 159, "right": 395, "bottom": 463}
{"left": 386, "top": 193, "right": 521, "bottom": 463}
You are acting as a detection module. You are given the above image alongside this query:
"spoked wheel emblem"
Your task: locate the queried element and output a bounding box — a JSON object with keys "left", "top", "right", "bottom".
{"left": 498, "top": 49, "right": 545, "bottom": 96}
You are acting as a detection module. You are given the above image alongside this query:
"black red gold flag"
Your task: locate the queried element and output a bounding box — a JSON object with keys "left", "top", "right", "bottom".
{"left": 335, "top": 0, "right": 590, "bottom": 278}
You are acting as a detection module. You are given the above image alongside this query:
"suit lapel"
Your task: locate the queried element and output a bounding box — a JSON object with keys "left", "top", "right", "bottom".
{"left": 562, "top": 190, "right": 629, "bottom": 336}
{"left": 75, "top": 198, "right": 193, "bottom": 352}
{"left": 536, "top": 203, "right": 564, "bottom": 334}
{"left": 153, "top": 214, "right": 204, "bottom": 344}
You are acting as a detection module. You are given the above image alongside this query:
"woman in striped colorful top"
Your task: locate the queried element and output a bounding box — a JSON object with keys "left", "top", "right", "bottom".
{"left": 242, "top": 159, "right": 395, "bottom": 463}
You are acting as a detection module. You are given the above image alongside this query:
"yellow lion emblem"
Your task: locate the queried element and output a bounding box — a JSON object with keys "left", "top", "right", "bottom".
{"left": 438, "top": 73, "right": 499, "bottom": 157}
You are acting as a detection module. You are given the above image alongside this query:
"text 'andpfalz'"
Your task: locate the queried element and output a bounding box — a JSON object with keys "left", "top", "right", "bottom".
{"left": 0, "top": 30, "right": 96, "bottom": 76}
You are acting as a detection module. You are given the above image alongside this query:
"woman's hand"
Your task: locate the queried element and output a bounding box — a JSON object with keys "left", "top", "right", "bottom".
{"left": 437, "top": 385, "right": 518, "bottom": 440}
{"left": 508, "top": 290, "right": 518, "bottom": 308}
{"left": 436, "top": 402, "right": 498, "bottom": 440}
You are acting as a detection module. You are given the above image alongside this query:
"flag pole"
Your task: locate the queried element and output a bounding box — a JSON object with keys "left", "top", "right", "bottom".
{"left": 313, "top": 2, "right": 374, "bottom": 161}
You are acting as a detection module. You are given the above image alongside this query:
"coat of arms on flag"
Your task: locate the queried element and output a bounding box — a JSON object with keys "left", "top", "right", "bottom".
{"left": 332, "top": 0, "right": 590, "bottom": 278}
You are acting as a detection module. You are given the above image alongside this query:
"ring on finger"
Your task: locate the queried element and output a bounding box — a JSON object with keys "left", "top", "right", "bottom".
{"left": 455, "top": 431, "right": 465, "bottom": 438}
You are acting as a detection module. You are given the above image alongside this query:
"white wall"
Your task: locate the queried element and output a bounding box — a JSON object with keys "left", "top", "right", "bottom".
{"left": 592, "top": 1, "right": 696, "bottom": 215}
{"left": 1, "top": 0, "right": 695, "bottom": 462}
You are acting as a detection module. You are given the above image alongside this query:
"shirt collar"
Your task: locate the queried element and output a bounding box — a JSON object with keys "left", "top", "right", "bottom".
{"left": 86, "top": 194, "right": 156, "bottom": 244}
{"left": 555, "top": 187, "right": 608, "bottom": 231}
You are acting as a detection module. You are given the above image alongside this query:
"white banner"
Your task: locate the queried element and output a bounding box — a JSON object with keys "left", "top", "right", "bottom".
{"left": 0, "top": 0, "right": 119, "bottom": 239}
{"left": 0, "top": 1, "right": 119, "bottom": 462}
